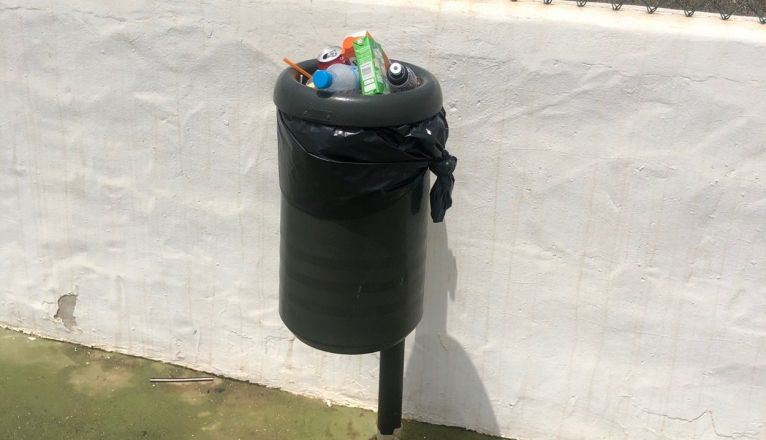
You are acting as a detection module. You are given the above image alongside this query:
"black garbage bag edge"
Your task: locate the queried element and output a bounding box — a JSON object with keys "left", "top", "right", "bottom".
{"left": 277, "top": 109, "right": 457, "bottom": 223}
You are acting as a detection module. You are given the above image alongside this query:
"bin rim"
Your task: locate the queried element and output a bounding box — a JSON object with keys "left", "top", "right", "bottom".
{"left": 273, "top": 59, "right": 443, "bottom": 128}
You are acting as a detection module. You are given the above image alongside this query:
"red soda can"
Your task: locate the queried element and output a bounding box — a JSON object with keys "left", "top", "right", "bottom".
{"left": 317, "top": 46, "right": 346, "bottom": 70}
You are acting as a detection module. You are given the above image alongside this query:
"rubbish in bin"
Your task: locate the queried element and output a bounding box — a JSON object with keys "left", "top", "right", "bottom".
{"left": 354, "top": 35, "right": 389, "bottom": 95}
{"left": 341, "top": 38, "right": 357, "bottom": 63}
{"left": 313, "top": 64, "right": 360, "bottom": 92}
{"left": 316, "top": 46, "right": 346, "bottom": 70}
{"left": 341, "top": 31, "right": 368, "bottom": 63}
{"left": 387, "top": 62, "right": 418, "bottom": 92}
{"left": 341, "top": 30, "right": 391, "bottom": 67}
{"left": 286, "top": 32, "right": 418, "bottom": 95}
{"left": 282, "top": 57, "right": 312, "bottom": 80}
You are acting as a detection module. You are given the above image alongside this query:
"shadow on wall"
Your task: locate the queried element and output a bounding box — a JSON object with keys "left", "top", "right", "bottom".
{"left": 403, "top": 223, "right": 500, "bottom": 436}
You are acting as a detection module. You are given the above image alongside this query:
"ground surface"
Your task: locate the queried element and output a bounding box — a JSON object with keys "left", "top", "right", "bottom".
{"left": 0, "top": 328, "right": 505, "bottom": 440}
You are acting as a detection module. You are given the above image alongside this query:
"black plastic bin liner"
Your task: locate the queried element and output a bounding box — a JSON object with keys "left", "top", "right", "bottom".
{"left": 278, "top": 108, "right": 456, "bottom": 222}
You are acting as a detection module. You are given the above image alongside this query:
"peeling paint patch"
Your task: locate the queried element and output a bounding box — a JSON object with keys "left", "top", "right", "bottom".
{"left": 53, "top": 293, "right": 78, "bottom": 331}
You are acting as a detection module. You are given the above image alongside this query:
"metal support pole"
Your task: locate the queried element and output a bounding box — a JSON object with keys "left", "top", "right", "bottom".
{"left": 377, "top": 340, "right": 405, "bottom": 436}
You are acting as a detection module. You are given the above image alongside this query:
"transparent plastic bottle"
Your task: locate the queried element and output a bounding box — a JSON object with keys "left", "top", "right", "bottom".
{"left": 312, "top": 64, "right": 360, "bottom": 92}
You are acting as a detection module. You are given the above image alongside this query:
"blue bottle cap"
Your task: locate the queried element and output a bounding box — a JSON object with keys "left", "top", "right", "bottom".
{"left": 312, "top": 70, "right": 332, "bottom": 89}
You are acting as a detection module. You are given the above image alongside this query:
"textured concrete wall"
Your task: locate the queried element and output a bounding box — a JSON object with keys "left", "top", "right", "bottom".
{"left": 1, "top": 1, "right": 765, "bottom": 438}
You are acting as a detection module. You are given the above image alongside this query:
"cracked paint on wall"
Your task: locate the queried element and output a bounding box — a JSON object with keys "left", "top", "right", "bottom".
{"left": 0, "top": 0, "right": 765, "bottom": 439}
{"left": 53, "top": 293, "right": 78, "bottom": 331}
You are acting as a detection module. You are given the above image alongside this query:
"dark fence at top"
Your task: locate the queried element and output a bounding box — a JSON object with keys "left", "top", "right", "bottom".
{"left": 524, "top": 0, "right": 766, "bottom": 22}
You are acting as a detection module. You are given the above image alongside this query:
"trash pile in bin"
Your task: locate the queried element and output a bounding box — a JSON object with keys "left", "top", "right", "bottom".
{"left": 283, "top": 31, "right": 418, "bottom": 95}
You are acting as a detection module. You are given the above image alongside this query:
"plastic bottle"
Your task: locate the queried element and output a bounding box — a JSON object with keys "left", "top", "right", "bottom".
{"left": 342, "top": 36, "right": 358, "bottom": 64}
{"left": 312, "top": 64, "right": 360, "bottom": 92}
{"left": 342, "top": 31, "right": 369, "bottom": 64}
{"left": 387, "top": 62, "right": 418, "bottom": 92}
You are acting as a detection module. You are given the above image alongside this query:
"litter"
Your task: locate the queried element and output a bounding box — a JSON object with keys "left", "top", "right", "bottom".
{"left": 285, "top": 32, "right": 415, "bottom": 96}
{"left": 149, "top": 377, "right": 214, "bottom": 383}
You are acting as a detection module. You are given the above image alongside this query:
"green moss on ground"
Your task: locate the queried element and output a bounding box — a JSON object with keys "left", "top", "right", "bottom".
{"left": 0, "top": 328, "right": 505, "bottom": 440}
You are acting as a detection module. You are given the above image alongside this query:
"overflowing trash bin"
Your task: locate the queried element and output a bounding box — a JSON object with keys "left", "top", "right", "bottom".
{"left": 274, "top": 32, "right": 457, "bottom": 438}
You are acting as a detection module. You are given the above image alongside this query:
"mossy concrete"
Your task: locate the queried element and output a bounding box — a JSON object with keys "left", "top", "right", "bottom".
{"left": 0, "top": 328, "right": 506, "bottom": 440}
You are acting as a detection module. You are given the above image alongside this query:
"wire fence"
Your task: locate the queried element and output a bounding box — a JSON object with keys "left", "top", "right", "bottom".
{"left": 527, "top": 0, "right": 766, "bottom": 22}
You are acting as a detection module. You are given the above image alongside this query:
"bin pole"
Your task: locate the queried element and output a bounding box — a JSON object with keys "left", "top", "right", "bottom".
{"left": 378, "top": 340, "right": 405, "bottom": 436}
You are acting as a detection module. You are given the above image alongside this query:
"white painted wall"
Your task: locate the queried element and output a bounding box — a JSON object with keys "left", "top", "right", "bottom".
{"left": 1, "top": 0, "right": 765, "bottom": 438}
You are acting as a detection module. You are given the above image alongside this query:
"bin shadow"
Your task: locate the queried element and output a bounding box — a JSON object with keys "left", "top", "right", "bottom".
{"left": 401, "top": 223, "right": 500, "bottom": 437}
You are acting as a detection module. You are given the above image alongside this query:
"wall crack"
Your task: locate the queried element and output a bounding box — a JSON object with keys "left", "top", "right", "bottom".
{"left": 640, "top": 408, "right": 760, "bottom": 439}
